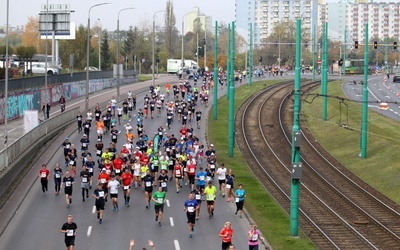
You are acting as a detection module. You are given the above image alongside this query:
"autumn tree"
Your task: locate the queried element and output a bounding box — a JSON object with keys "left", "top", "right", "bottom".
{"left": 21, "top": 16, "right": 48, "bottom": 54}
{"left": 164, "top": 0, "right": 178, "bottom": 56}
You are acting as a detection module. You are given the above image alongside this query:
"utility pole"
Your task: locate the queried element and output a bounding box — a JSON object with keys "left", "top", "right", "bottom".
{"left": 213, "top": 21, "right": 218, "bottom": 120}
{"left": 249, "top": 23, "right": 253, "bottom": 86}
{"left": 360, "top": 23, "right": 369, "bottom": 158}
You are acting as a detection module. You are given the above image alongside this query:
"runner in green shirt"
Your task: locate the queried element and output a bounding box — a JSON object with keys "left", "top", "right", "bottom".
{"left": 204, "top": 181, "right": 217, "bottom": 219}
{"left": 151, "top": 186, "right": 166, "bottom": 226}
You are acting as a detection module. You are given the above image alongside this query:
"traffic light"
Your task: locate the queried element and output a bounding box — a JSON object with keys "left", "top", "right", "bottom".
{"left": 394, "top": 42, "right": 397, "bottom": 50}
{"left": 338, "top": 58, "right": 343, "bottom": 66}
{"left": 355, "top": 41, "right": 358, "bottom": 49}
{"left": 374, "top": 41, "right": 378, "bottom": 49}
{"left": 203, "top": 38, "right": 206, "bottom": 45}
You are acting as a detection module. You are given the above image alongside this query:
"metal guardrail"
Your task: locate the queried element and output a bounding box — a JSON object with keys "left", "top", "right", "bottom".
{"left": 0, "top": 107, "right": 79, "bottom": 173}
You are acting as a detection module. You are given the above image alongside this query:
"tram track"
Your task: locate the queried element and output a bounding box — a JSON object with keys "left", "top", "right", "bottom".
{"left": 236, "top": 80, "right": 400, "bottom": 249}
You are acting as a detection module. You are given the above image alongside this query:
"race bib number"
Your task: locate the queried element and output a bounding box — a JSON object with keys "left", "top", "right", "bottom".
{"left": 41, "top": 173, "right": 47, "bottom": 178}
{"left": 96, "top": 113, "right": 100, "bottom": 116}
{"left": 206, "top": 176, "right": 211, "bottom": 181}
{"left": 67, "top": 230, "right": 74, "bottom": 236}
{"left": 199, "top": 176, "right": 205, "bottom": 181}
{"left": 123, "top": 186, "right": 129, "bottom": 190}
{"left": 112, "top": 135, "right": 117, "bottom": 139}
{"left": 210, "top": 164, "right": 215, "bottom": 169}
{"left": 187, "top": 206, "right": 194, "bottom": 213}
{"left": 195, "top": 194, "right": 201, "bottom": 200}
{"left": 115, "top": 169, "right": 121, "bottom": 173}
{"left": 66, "top": 145, "right": 70, "bottom": 149}
{"left": 226, "top": 184, "right": 231, "bottom": 189}
{"left": 89, "top": 168, "right": 93, "bottom": 173}
{"left": 82, "top": 177, "right": 88, "bottom": 183}
{"left": 158, "top": 198, "right": 163, "bottom": 203}
{"left": 55, "top": 174, "right": 61, "bottom": 178}
{"left": 251, "top": 234, "right": 259, "bottom": 241}
{"left": 190, "top": 168, "right": 195, "bottom": 173}
{"left": 100, "top": 178, "right": 106, "bottom": 183}
{"left": 98, "top": 191, "right": 104, "bottom": 197}
{"left": 168, "top": 160, "right": 173, "bottom": 165}
{"left": 85, "top": 125, "right": 89, "bottom": 128}
{"left": 175, "top": 170, "right": 181, "bottom": 175}
{"left": 235, "top": 197, "right": 240, "bottom": 203}
{"left": 69, "top": 161, "right": 74, "bottom": 165}
{"left": 145, "top": 181, "right": 152, "bottom": 187}
{"left": 82, "top": 143, "right": 87, "bottom": 147}
{"left": 161, "top": 182, "right": 167, "bottom": 187}
{"left": 65, "top": 181, "right": 71, "bottom": 187}
{"left": 97, "top": 150, "right": 101, "bottom": 155}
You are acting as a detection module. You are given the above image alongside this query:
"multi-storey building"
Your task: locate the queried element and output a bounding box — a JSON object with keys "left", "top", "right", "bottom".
{"left": 183, "top": 7, "right": 212, "bottom": 35}
{"left": 319, "top": 1, "right": 400, "bottom": 44}
{"left": 235, "top": 0, "right": 319, "bottom": 47}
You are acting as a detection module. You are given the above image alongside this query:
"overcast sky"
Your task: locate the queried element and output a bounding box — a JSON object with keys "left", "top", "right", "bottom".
{"left": 1, "top": 0, "right": 236, "bottom": 31}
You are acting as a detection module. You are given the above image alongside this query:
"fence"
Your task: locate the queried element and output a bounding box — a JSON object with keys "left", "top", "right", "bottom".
{"left": 0, "top": 107, "right": 79, "bottom": 173}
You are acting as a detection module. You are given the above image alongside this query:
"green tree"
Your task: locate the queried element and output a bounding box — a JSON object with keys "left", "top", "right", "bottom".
{"left": 164, "top": 0, "right": 177, "bottom": 56}
{"left": 101, "top": 30, "right": 111, "bottom": 69}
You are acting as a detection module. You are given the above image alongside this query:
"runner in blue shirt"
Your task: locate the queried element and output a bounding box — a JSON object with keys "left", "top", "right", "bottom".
{"left": 234, "top": 184, "right": 246, "bottom": 218}
{"left": 184, "top": 193, "right": 199, "bottom": 238}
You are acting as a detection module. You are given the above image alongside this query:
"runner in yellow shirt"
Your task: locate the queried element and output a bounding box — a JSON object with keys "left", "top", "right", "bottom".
{"left": 204, "top": 181, "right": 217, "bottom": 219}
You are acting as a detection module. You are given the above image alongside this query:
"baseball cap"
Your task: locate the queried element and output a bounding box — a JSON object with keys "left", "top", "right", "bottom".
{"left": 65, "top": 137, "right": 69, "bottom": 140}
{"left": 83, "top": 134, "right": 87, "bottom": 137}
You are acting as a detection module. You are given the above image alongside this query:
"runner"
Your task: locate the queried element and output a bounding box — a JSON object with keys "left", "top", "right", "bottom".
{"left": 195, "top": 108, "right": 202, "bottom": 129}
{"left": 111, "top": 96, "right": 117, "bottom": 116}
{"left": 143, "top": 169, "right": 154, "bottom": 209}
{"left": 157, "top": 169, "right": 169, "bottom": 192}
{"left": 216, "top": 163, "right": 227, "bottom": 197}
{"left": 62, "top": 138, "right": 72, "bottom": 165}
{"left": 226, "top": 169, "right": 235, "bottom": 202}
{"left": 121, "top": 168, "right": 133, "bottom": 207}
{"left": 80, "top": 166, "right": 90, "bottom": 202}
{"left": 195, "top": 166, "right": 207, "bottom": 198}
{"left": 39, "top": 164, "right": 50, "bottom": 193}
{"left": 80, "top": 134, "right": 90, "bottom": 152}
{"left": 108, "top": 175, "right": 120, "bottom": 211}
{"left": 186, "top": 160, "right": 197, "bottom": 191}
{"left": 82, "top": 119, "right": 91, "bottom": 137}
{"left": 85, "top": 155, "right": 95, "bottom": 188}
{"left": 60, "top": 215, "right": 77, "bottom": 250}
{"left": 248, "top": 224, "right": 264, "bottom": 250}
{"left": 151, "top": 186, "right": 166, "bottom": 226}
{"left": 59, "top": 95, "right": 66, "bottom": 113}
{"left": 93, "top": 183, "right": 108, "bottom": 224}
{"left": 54, "top": 163, "right": 63, "bottom": 195}
{"left": 62, "top": 170, "right": 75, "bottom": 208}
{"left": 193, "top": 185, "right": 202, "bottom": 220}
{"left": 219, "top": 222, "right": 234, "bottom": 250}
{"left": 174, "top": 161, "right": 183, "bottom": 193}
{"left": 184, "top": 193, "right": 199, "bottom": 238}
{"left": 117, "top": 105, "right": 123, "bottom": 125}
{"left": 234, "top": 184, "right": 246, "bottom": 218}
{"left": 76, "top": 112, "right": 83, "bottom": 133}
{"left": 96, "top": 118, "right": 105, "bottom": 140}
{"left": 204, "top": 181, "right": 217, "bottom": 218}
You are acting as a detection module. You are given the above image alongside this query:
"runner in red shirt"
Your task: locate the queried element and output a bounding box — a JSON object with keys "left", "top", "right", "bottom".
{"left": 140, "top": 152, "right": 150, "bottom": 165}
{"left": 97, "top": 168, "right": 111, "bottom": 191}
{"left": 186, "top": 163, "right": 197, "bottom": 192}
{"left": 38, "top": 164, "right": 50, "bottom": 193}
{"left": 113, "top": 154, "right": 124, "bottom": 176}
{"left": 219, "top": 222, "right": 234, "bottom": 250}
{"left": 120, "top": 168, "right": 133, "bottom": 207}
{"left": 179, "top": 125, "right": 188, "bottom": 138}
{"left": 103, "top": 159, "right": 113, "bottom": 173}
{"left": 174, "top": 162, "right": 183, "bottom": 193}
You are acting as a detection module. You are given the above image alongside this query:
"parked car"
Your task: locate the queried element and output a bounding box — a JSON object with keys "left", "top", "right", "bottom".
{"left": 27, "top": 64, "right": 59, "bottom": 75}
{"left": 393, "top": 75, "right": 400, "bottom": 83}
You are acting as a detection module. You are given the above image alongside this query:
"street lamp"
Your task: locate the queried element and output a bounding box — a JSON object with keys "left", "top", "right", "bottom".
{"left": 181, "top": 12, "right": 191, "bottom": 76}
{"left": 86, "top": 2, "right": 111, "bottom": 112}
{"left": 152, "top": 10, "right": 165, "bottom": 86}
{"left": 117, "top": 7, "right": 135, "bottom": 100}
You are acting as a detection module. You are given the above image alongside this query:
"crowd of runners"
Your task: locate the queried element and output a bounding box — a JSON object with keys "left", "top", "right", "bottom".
{"left": 36, "top": 76, "right": 264, "bottom": 250}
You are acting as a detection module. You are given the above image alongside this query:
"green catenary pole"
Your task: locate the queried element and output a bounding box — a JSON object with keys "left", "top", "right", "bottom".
{"left": 312, "top": 24, "right": 316, "bottom": 81}
{"left": 228, "top": 21, "right": 235, "bottom": 157}
{"left": 360, "top": 23, "right": 369, "bottom": 158}
{"left": 343, "top": 27, "right": 346, "bottom": 75}
{"left": 322, "top": 22, "right": 328, "bottom": 121}
{"left": 290, "top": 19, "right": 302, "bottom": 237}
{"left": 249, "top": 23, "right": 253, "bottom": 86}
{"left": 226, "top": 23, "right": 231, "bottom": 100}
{"left": 213, "top": 21, "right": 218, "bottom": 120}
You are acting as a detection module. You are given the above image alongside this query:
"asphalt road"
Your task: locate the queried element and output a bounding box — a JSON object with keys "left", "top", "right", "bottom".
{"left": 342, "top": 74, "right": 400, "bottom": 122}
{"left": 0, "top": 75, "right": 258, "bottom": 250}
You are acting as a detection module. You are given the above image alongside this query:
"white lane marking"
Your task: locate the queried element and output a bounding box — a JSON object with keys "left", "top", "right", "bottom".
{"left": 170, "top": 217, "right": 174, "bottom": 227}
{"left": 87, "top": 226, "right": 92, "bottom": 237}
{"left": 166, "top": 199, "right": 170, "bottom": 207}
{"left": 92, "top": 206, "right": 96, "bottom": 214}
{"left": 174, "top": 239, "right": 181, "bottom": 250}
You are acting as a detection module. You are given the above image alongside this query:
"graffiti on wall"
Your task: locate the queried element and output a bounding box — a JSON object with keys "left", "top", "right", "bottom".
{"left": 0, "top": 76, "right": 133, "bottom": 125}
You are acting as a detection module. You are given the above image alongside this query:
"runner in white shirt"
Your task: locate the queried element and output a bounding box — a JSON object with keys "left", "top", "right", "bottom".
{"left": 216, "top": 163, "right": 227, "bottom": 197}
{"left": 133, "top": 161, "right": 141, "bottom": 188}
{"left": 108, "top": 175, "right": 120, "bottom": 211}
{"left": 117, "top": 106, "right": 123, "bottom": 125}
